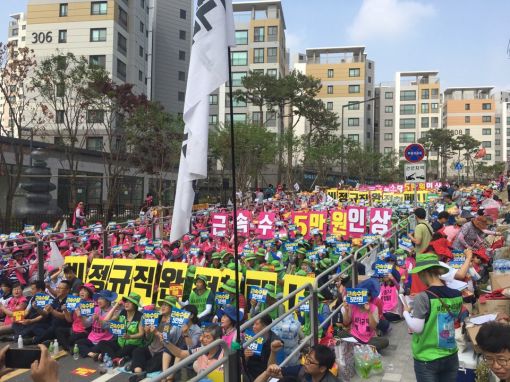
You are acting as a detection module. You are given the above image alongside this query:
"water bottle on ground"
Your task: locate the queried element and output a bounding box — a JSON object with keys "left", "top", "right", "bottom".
{"left": 52, "top": 339, "right": 59, "bottom": 355}
{"left": 17, "top": 335, "right": 23, "bottom": 349}
{"left": 73, "top": 344, "right": 79, "bottom": 360}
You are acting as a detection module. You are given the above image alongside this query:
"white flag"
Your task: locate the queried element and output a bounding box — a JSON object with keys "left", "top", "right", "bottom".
{"left": 170, "top": 0, "right": 235, "bottom": 242}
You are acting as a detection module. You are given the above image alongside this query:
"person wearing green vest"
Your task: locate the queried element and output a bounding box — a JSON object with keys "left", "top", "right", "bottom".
{"left": 249, "top": 283, "right": 285, "bottom": 321}
{"left": 181, "top": 275, "right": 214, "bottom": 323}
{"left": 99, "top": 292, "right": 145, "bottom": 365}
{"left": 402, "top": 253, "right": 463, "bottom": 382}
{"left": 271, "top": 260, "right": 286, "bottom": 294}
{"left": 182, "top": 265, "right": 196, "bottom": 301}
{"left": 210, "top": 252, "right": 222, "bottom": 269}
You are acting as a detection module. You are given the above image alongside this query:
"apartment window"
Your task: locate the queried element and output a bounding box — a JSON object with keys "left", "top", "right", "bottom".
{"left": 384, "top": 119, "right": 393, "bottom": 127}
{"left": 118, "top": 6, "right": 128, "bottom": 29}
{"left": 496, "top": 150, "right": 501, "bottom": 156}
{"left": 179, "top": 50, "right": 186, "bottom": 61}
{"left": 90, "top": 28, "right": 107, "bottom": 42}
{"left": 421, "top": 89, "right": 429, "bottom": 100}
{"left": 254, "top": 27, "right": 265, "bottom": 42}
{"left": 53, "top": 136, "right": 63, "bottom": 145}
{"left": 347, "top": 134, "right": 359, "bottom": 142}
{"left": 483, "top": 154, "right": 492, "bottom": 161}
{"left": 385, "top": 92, "right": 393, "bottom": 99}
{"left": 89, "top": 55, "right": 106, "bottom": 68}
{"left": 180, "top": 9, "right": 186, "bottom": 19}
{"left": 400, "top": 132, "right": 416, "bottom": 143}
{"left": 231, "top": 96, "right": 246, "bottom": 108}
{"left": 253, "top": 48, "right": 264, "bottom": 63}
{"left": 252, "top": 111, "right": 262, "bottom": 125}
{"left": 56, "top": 110, "right": 65, "bottom": 123}
{"left": 400, "top": 104, "right": 416, "bottom": 115}
{"left": 140, "top": 21, "right": 144, "bottom": 33}
{"left": 482, "top": 141, "right": 492, "bottom": 148}
{"left": 116, "top": 59, "right": 126, "bottom": 81}
{"left": 348, "top": 118, "right": 360, "bottom": 127}
{"left": 56, "top": 83, "right": 65, "bottom": 97}
{"left": 482, "top": 103, "right": 492, "bottom": 110}
{"left": 496, "top": 139, "right": 501, "bottom": 146}
{"left": 496, "top": 128, "right": 501, "bottom": 134}
{"left": 400, "top": 90, "right": 416, "bottom": 101}
{"left": 86, "top": 137, "right": 103, "bottom": 151}
{"left": 11, "top": 28, "right": 18, "bottom": 37}
{"left": 368, "top": 62, "right": 372, "bottom": 69}
{"left": 58, "top": 30, "right": 67, "bottom": 43}
{"left": 384, "top": 133, "right": 393, "bottom": 141}
{"left": 327, "top": 85, "right": 333, "bottom": 94}
{"left": 400, "top": 118, "right": 416, "bottom": 129}
{"left": 267, "top": 69, "right": 277, "bottom": 78}
{"left": 482, "top": 128, "right": 491, "bottom": 135}
{"left": 231, "top": 51, "right": 248, "bottom": 66}
{"left": 138, "top": 70, "right": 143, "bottom": 81}
{"left": 421, "top": 103, "right": 429, "bottom": 113}
{"left": 496, "top": 117, "right": 501, "bottom": 124}
{"left": 384, "top": 106, "right": 393, "bottom": 113}
{"left": 482, "top": 115, "right": 492, "bottom": 123}
{"left": 232, "top": 72, "right": 246, "bottom": 87}
{"left": 140, "top": 0, "right": 144, "bottom": 8}
{"left": 327, "top": 102, "right": 333, "bottom": 110}
{"left": 349, "top": 68, "right": 360, "bottom": 77}
{"left": 368, "top": 76, "right": 372, "bottom": 83}
{"left": 267, "top": 47, "right": 277, "bottom": 63}
{"left": 431, "top": 117, "right": 439, "bottom": 127}
{"left": 348, "top": 102, "right": 360, "bottom": 110}
{"left": 268, "top": 26, "right": 278, "bottom": 41}
{"left": 59, "top": 3, "right": 68, "bottom": 16}
{"left": 465, "top": 128, "right": 470, "bottom": 136}
{"left": 431, "top": 88, "right": 439, "bottom": 98}
{"left": 465, "top": 116, "right": 471, "bottom": 123}
{"left": 465, "top": 104, "right": 471, "bottom": 110}
{"left": 431, "top": 103, "right": 439, "bottom": 112}
{"left": 117, "top": 33, "right": 127, "bottom": 55}
{"left": 209, "top": 94, "right": 218, "bottom": 105}
{"left": 421, "top": 117, "right": 429, "bottom": 128}
{"left": 327, "top": 69, "right": 334, "bottom": 78}
{"left": 179, "top": 30, "right": 186, "bottom": 40}
{"left": 178, "top": 91, "right": 185, "bottom": 102}
{"left": 208, "top": 115, "right": 218, "bottom": 125}
{"left": 91, "top": 1, "right": 107, "bottom": 15}
{"left": 178, "top": 71, "right": 185, "bottom": 81}
{"left": 225, "top": 113, "right": 247, "bottom": 124}
{"left": 349, "top": 85, "right": 360, "bottom": 94}
{"left": 87, "top": 110, "right": 104, "bottom": 123}
{"left": 235, "top": 30, "right": 248, "bottom": 45}
{"left": 139, "top": 46, "right": 143, "bottom": 57}
{"left": 367, "top": 90, "right": 372, "bottom": 97}
{"left": 384, "top": 147, "right": 392, "bottom": 154}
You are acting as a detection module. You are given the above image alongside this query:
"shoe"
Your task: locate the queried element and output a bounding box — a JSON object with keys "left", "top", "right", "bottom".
{"left": 129, "top": 373, "right": 147, "bottom": 382}
{"left": 124, "top": 361, "right": 132, "bottom": 372}
{"left": 112, "top": 357, "right": 122, "bottom": 366}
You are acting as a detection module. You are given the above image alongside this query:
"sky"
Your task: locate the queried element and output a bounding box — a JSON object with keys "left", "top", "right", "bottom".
{"left": 2, "top": 0, "right": 510, "bottom": 89}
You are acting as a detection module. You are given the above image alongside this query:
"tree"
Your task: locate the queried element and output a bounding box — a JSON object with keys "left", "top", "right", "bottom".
{"left": 85, "top": 72, "right": 148, "bottom": 221}
{"left": 32, "top": 52, "right": 105, "bottom": 209}
{"left": 419, "top": 129, "right": 456, "bottom": 181}
{"left": 0, "top": 42, "right": 39, "bottom": 229}
{"left": 344, "top": 141, "right": 385, "bottom": 183}
{"left": 301, "top": 133, "right": 342, "bottom": 185}
{"left": 234, "top": 71, "right": 270, "bottom": 126}
{"left": 209, "top": 122, "right": 277, "bottom": 192}
{"left": 300, "top": 98, "right": 339, "bottom": 146}
{"left": 454, "top": 134, "right": 480, "bottom": 181}
{"left": 126, "top": 102, "right": 182, "bottom": 204}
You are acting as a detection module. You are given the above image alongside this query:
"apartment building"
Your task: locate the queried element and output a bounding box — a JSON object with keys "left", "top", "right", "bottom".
{"left": 209, "top": 0, "right": 288, "bottom": 133}
{"left": 443, "top": 87, "right": 496, "bottom": 165}
{"left": 297, "top": 46, "right": 375, "bottom": 147}
{"left": 148, "top": 0, "right": 192, "bottom": 115}
{"left": 495, "top": 90, "right": 510, "bottom": 166}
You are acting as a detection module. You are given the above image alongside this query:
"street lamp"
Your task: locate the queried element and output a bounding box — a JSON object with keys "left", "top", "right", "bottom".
{"left": 21, "top": 127, "right": 34, "bottom": 166}
{"left": 340, "top": 97, "right": 376, "bottom": 175}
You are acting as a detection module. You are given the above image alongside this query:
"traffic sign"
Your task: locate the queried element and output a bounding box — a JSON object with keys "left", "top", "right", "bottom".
{"left": 404, "top": 143, "right": 426, "bottom": 163}
{"left": 454, "top": 162, "right": 463, "bottom": 171}
{"left": 404, "top": 163, "right": 426, "bottom": 184}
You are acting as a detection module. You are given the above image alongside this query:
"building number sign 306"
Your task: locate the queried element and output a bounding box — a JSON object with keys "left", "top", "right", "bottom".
{"left": 32, "top": 32, "right": 53, "bottom": 44}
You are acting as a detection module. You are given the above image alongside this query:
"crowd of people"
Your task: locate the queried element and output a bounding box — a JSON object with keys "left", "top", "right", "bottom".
{"left": 0, "top": 182, "right": 508, "bottom": 381}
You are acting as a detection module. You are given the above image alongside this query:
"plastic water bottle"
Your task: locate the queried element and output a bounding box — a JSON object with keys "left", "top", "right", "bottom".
{"left": 52, "top": 339, "right": 59, "bottom": 355}
{"left": 48, "top": 340, "right": 54, "bottom": 355}
{"left": 73, "top": 344, "right": 79, "bottom": 360}
{"left": 17, "top": 335, "right": 23, "bottom": 349}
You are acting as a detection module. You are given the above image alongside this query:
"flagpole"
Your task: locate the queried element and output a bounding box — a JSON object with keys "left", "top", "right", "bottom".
{"left": 227, "top": 47, "right": 242, "bottom": 346}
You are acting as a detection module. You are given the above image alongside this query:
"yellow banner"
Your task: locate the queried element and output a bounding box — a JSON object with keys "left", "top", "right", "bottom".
{"left": 245, "top": 270, "right": 277, "bottom": 296}
{"left": 369, "top": 191, "right": 382, "bottom": 202}
{"left": 130, "top": 259, "right": 158, "bottom": 306}
{"left": 86, "top": 259, "right": 113, "bottom": 292}
{"left": 64, "top": 256, "right": 88, "bottom": 282}
{"left": 221, "top": 268, "right": 242, "bottom": 289}
{"left": 283, "top": 274, "right": 315, "bottom": 310}
{"left": 192, "top": 203, "right": 209, "bottom": 211}
{"left": 157, "top": 262, "right": 188, "bottom": 301}
{"left": 195, "top": 267, "right": 223, "bottom": 294}
{"left": 107, "top": 259, "right": 135, "bottom": 301}
{"left": 348, "top": 191, "right": 359, "bottom": 203}
{"left": 326, "top": 188, "right": 338, "bottom": 200}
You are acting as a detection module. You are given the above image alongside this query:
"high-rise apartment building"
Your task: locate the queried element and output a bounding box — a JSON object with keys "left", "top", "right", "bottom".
{"left": 494, "top": 91, "right": 510, "bottom": 166}
{"left": 209, "top": 0, "right": 288, "bottom": 132}
{"left": 298, "top": 46, "right": 375, "bottom": 146}
{"left": 148, "top": 0, "right": 192, "bottom": 115}
{"left": 443, "top": 87, "right": 496, "bottom": 165}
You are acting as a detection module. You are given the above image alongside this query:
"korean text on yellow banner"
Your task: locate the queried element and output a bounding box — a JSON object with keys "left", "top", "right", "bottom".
{"left": 195, "top": 267, "right": 223, "bottom": 294}
{"left": 130, "top": 259, "right": 158, "bottom": 306}
{"left": 86, "top": 259, "right": 113, "bottom": 291}
{"left": 245, "top": 270, "right": 277, "bottom": 296}
{"left": 221, "top": 268, "right": 242, "bottom": 289}
{"left": 64, "top": 255, "right": 88, "bottom": 282}
{"left": 157, "top": 261, "right": 188, "bottom": 301}
{"left": 107, "top": 259, "right": 135, "bottom": 301}
{"left": 283, "top": 274, "right": 315, "bottom": 310}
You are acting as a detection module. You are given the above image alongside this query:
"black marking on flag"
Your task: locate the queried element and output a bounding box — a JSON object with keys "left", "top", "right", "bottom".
{"left": 193, "top": 0, "right": 217, "bottom": 44}
{"left": 182, "top": 133, "right": 188, "bottom": 158}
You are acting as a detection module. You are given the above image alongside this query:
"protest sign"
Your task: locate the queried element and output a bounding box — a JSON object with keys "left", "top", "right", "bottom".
{"left": 79, "top": 300, "right": 95, "bottom": 316}
{"left": 211, "top": 213, "right": 229, "bottom": 237}
{"left": 244, "top": 329, "right": 265, "bottom": 356}
{"left": 298, "top": 296, "right": 310, "bottom": 312}
{"left": 130, "top": 259, "right": 158, "bottom": 306}
{"left": 249, "top": 286, "right": 267, "bottom": 303}
{"left": 215, "top": 292, "right": 230, "bottom": 307}
{"left": 142, "top": 310, "right": 160, "bottom": 327}
{"left": 86, "top": 259, "right": 113, "bottom": 291}
{"left": 245, "top": 270, "right": 277, "bottom": 296}
{"left": 64, "top": 255, "right": 88, "bottom": 282}
{"left": 34, "top": 293, "right": 52, "bottom": 309}
{"left": 346, "top": 206, "right": 367, "bottom": 238}
{"left": 195, "top": 267, "right": 222, "bottom": 294}
{"left": 256, "top": 212, "right": 275, "bottom": 240}
{"left": 170, "top": 308, "right": 191, "bottom": 328}
{"left": 346, "top": 288, "right": 369, "bottom": 305}
{"left": 283, "top": 274, "right": 314, "bottom": 310}
{"left": 373, "top": 261, "right": 392, "bottom": 277}
{"left": 158, "top": 262, "right": 187, "bottom": 301}
{"left": 12, "top": 310, "right": 25, "bottom": 322}
{"left": 66, "top": 295, "right": 81, "bottom": 312}
{"left": 109, "top": 321, "right": 126, "bottom": 336}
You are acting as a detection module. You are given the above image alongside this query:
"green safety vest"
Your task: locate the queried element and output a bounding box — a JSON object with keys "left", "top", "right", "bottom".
{"left": 189, "top": 288, "right": 211, "bottom": 314}
{"left": 411, "top": 292, "right": 462, "bottom": 362}
{"left": 118, "top": 313, "right": 143, "bottom": 347}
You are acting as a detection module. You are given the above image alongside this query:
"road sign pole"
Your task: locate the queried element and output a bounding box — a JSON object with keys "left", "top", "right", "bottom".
{"left": 414, "top": 186, "right": 418, "bottom": 208}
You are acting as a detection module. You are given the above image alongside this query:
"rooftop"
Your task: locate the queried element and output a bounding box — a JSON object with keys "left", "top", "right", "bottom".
{"left": 305, "top": 46, "right": 366, "bottom": 55}
{"left": 444, "top": 86, "right": 494, "bottom": 93}
{"left": 233, "top": 0, "right": 286, "bottom": 29}
{"left": 399, "top": 71, "right": 439, "bottom": 77}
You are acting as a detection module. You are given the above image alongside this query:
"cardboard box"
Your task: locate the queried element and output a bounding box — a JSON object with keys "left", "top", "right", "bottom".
{"left": 466, "top": 325, "right": 482, "bottom": 353}
{"left": 490, "top": 272, "right": 510, "bottom": 290}
{"left": 477, "top": 298, "right": 510, "bottom": 315}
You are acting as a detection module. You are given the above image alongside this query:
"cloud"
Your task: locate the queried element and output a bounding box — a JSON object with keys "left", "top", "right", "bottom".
{"left": 347, "top": 0, "right": 435, "bottom": 42}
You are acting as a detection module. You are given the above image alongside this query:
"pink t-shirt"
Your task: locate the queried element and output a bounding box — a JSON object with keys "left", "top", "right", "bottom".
{"left": 87, "top": 307, "right": 113, "bottom": 344}
{"left": 443, "top": 225, "right": 460, "bottom": 244}
{"left": 72, "top": 300, "right": 92, "bottom": 333}
{"left": 222, "top": 329, "right": 237, "bottom": 349}
{"left": 379, "top": 284, "right": 398, "bottom": 313}
{"left": 4, "top": 296, "right": 27, "bottom": 325}
{"left": 350, "top": 303, "right": 377, "bottom": 343}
